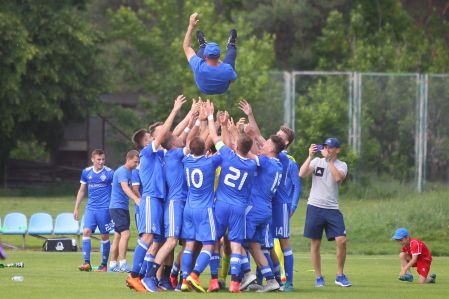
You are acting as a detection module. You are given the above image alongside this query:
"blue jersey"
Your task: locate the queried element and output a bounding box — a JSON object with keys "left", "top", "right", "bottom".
{"left": 189, "top": 56, "right": 237, "bottom": 95}
{"left": 131, "top": 167, "right": 142, "bottom": 214}
{"left": 139, "top": 141, "right": 166, "bottom": 199}
{"left": 109, "top": 165, "right": 132, "bottom": 210}
{"left": 80, "top": 166, "right": 114, "bottom": 210}
{"left": 215, "top": 144, "right": 257, "bottom": 207}
{"left": 250, "top": 155, "right": 283, "bottom": 212}
{"left": 274, "top": 151, "right": 302, "bottom": 206}
{"left": 183, "top": 154, "right": 222, "bottom": 209}
{"left": 164, "top": 147, "right": 188, "bottom": 201}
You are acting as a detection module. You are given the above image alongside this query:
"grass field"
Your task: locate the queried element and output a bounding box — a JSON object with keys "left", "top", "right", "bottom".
{"left": 1, "top": 183, "right": 448, "bottom": 298}
{"left": 1, "top": 251, "right": 447, "bottom": 299}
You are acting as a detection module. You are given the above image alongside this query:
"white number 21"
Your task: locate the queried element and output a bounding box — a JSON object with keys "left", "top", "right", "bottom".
{"left": 224, "top": 166, "right": 248, "bottom": 190}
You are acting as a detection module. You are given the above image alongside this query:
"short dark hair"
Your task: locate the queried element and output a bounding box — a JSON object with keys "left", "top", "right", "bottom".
{"left": 269, "top": 135, "right": 285, "bottom": 155}
{"left": 148, "top": 122, "right": 163, "bottom": 137}
{"left": 132, "top": 129, "right": 147, "bottom": 150}
{"left": 91, "top": 149, "right": 104, "bottom": 158}
{"left": 280, "top": 125, "right": 295, "bottom": 147}
{"left": 237, "top": 133, "right": 253, "bottom": 155}
{"left": 161, "top": 132, "right": 175, "bottom": 150}
{"left": 189, "top": 137, "right": 205, "bottom": 156}
{"left": 126, "top": 150, "right": 139, "bottom": 160}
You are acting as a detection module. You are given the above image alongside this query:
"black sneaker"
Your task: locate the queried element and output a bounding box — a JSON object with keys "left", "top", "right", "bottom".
{"left": 196, "top": 30, "right": 207, "bottom": 47}
{"left": 227, "top": 29, "right": 237, "bottom": 46}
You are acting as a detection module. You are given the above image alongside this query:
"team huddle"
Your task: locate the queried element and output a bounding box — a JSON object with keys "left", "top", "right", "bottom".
{"left": 74, "top": 96, "right": 303, "bottom": 293}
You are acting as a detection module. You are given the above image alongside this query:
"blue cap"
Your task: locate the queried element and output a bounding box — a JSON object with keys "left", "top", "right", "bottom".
{"left": 392, "top": 228, "right": 409, "bottom": 240}
{"left": 323, "top": 137, "right": 341, "bottom": 148}
{"left": 204, "top": 42, "right": 220, "bottom": 58}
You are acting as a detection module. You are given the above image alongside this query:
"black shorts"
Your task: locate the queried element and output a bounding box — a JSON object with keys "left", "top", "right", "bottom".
{"left": 303, "top": 204, "right": 346, "bottom": 241}
{"left": 109, "top": 208, "right": 130, "bottom": 233}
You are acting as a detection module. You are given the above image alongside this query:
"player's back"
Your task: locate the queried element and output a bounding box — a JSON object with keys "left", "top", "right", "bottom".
{"left": 216, "top": 145, "right": 257, "bottom": 207}
{"left": 81, "top": 166, "right": 114, "bottom": 210}
{"left": 164, "top": 147, "right": 187, "bottom": 201}
{"left": 183, "top": 154, "right": 222, "bottom": 209}
{"left": 250, "top": 155, "right": 283, "bottom": 212}
{"left": 274, "top": 151, "right": 297, "bottom": 204}
{"left": 139, "top": 141, "right": 166, "bottom": 199}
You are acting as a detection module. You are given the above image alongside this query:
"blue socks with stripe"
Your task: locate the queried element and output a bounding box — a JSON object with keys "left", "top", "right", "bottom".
{"left": 209, "top": 252, "right": 220, "bottom": 279}
{"left": 100, "top": 240, "right": 110, "bottom": 266}
{"left": 283, "top": 247, "right": 294, "bottom": 284}
{"left": 131, "top": 239, "right": 149, "bottom": 277}
{"left": 82, "top": 237, "right": 91, "bottom": 263}
{"left": 181, "top": 250, "right": 193, "bottom": 279}
{"left": 193, "top": 249, "right": 212, "bottom": 276}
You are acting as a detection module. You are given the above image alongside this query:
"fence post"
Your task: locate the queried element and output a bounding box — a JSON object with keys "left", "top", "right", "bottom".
{"left": 283, "top": 71, "right": 293, "bottom": 129}
{"left": 415, "top": 74, "right": 429, "bottom": 193}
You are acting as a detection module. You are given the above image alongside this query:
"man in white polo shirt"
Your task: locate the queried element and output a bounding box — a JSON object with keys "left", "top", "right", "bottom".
{"left": 299, "top": 137, "right": 352, "bottom": 288}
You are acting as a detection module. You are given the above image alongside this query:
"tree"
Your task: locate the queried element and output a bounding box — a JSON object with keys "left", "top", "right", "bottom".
{"left": 0, "top": 1, "right": 106, "bottom": 179}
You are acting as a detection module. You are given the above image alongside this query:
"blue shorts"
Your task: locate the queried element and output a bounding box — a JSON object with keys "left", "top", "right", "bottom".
{"left": 272, "top": 203, "right": 291, "bottom": 239}
{"left": 182, "top": 206, "right": 216, "bottom": 243}
{"left": 245, "top": 206, "right": 271, "bottom": 245}
{"left": 137, "top": 195, "right": 163, "bottom": 236}
{"left": 109, "top": 208, "right": 130, "bottom": 233}
{"left": 84, "top": 208, "right": 113, "bottom": 234}
{"left": 164, "top": 199, "right": 185, "bottom": 238}
{"left": 215, "top": 200, "right": 245, "bottom": 243}
{"left": 304, "top": 204, "right": 346, "bottom": 241}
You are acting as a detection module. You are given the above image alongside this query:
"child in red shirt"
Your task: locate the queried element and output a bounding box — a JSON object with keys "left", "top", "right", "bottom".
{"left": 392, "top": 228, "right": 436, "bottom": 284}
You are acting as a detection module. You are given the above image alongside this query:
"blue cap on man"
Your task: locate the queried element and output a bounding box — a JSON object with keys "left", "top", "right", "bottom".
{"left": 323, "top": 137, "right": 341, "bottom": 148}
{"left": 204, "top": 42, "right": 221, "bottom": 58}
{"left": 392, "top": 228, "right": 409, "bottom": 240}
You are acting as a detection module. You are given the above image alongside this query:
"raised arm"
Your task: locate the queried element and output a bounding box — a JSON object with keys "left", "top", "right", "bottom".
{"left": 154, "top": 95, "right": 186, "bottom": 149}
{"left": 183, "top": 13, "right": 199, "bottom": 61}
{"left": 206, "top": 100, "right": 220, "bottom": 144}
{"left": 299, "top": 144, "right": 318, "bottom": 178}
{"left": 180, "top": 106, "right": 199, "bottom": 145}
{"left": 239, "top": 99, "right": 265, "bottom": 142}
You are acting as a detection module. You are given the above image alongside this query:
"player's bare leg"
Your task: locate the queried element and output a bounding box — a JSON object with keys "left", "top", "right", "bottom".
{"left": 109, "top": 232, "right": 120, "bottom": 271}
{"left": 247, "top": 241, "right": 279, "bottom": 292}
{"left": 118, "top": 230, "right": 130, "bottom": 271}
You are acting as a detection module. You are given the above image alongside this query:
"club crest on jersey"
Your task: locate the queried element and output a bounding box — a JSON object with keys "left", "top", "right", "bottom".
{"left": 100, "top": 173, "right": 107, "bottom": 181}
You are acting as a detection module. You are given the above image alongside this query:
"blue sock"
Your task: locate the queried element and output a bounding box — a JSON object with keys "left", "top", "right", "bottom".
{"left": 230, "top": 253, "right": 241, "bottom": 276}
{"left": 260, "top": 265, "right": 274, "bottom": 280}
{"left": 101, "top": 240, "right": 110, "bottom": 266}
{"left": 209, "top": 252, "right": 220, "bottom": 279}
{"left": 181, "top": 250, "right": 193, "bottom": 279}
{"left": 171, "top": 262, "right": 180, "bottom": 277}
{"left": 131, "top": 239, "right": 149, "bottom": 276}
{"left": 283, "top": 247, "right": 294, "bottom": 284}
{"left": 144, "top": 254, "right": 156, "bottom": 277}
{"left": 256, "top": 267, "right": 263, "bottom": 284}
{"left": 193, "top": 250, "right": 212, "bottom": 276}
{"left": 82, "top": 237, "right": 91, "bottom": 263}
{"left": 263, "top": 249, "right": 274, "bottom": 271}
{"left": 147, "top": 262, "right": 161, "bottom": 278}
{"left": 241, "top": 255, "right": 251, "bottom": 273}
{"left": 140, "top": 253, "right": 154, "bottom": 276}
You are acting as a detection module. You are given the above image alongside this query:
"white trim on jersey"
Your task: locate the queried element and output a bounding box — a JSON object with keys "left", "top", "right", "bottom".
{"left": 169, "top": 200, "right": 175, "bottom": 237}
{"left": 244, "top": 205, "right": 252, "bottom": 239}
{"left": 283, "top": 203, "right": 288, "bottom": 238}
{"left": 145, "top": 196, "right": 151, "bottom": 234}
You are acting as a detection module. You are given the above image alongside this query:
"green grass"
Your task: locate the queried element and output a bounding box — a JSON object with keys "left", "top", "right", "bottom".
{"left": 0, "top": 251, "right": 447, "bottom": 299}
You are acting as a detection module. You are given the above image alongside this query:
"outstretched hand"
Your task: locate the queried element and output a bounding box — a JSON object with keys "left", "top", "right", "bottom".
{"left": 239, "top": 99, "right": 253, "bottom": 116}
{"left": 189, "top": 12, "right": 199, "bottom": 27}
{"left": 206, "top": 99, "right": 215, "bottom": 116}
{"left": 173, "top": 95, "right": 187, "bottom": 111}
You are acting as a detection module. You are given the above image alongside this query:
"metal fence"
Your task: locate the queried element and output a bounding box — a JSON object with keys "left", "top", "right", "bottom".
{"left": 276, "top": 71, "right": 449, "bottom": 192}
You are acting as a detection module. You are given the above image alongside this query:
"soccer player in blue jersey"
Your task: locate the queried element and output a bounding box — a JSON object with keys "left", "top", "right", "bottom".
{"left": 240, "top": 135, "right": 284, "bottom": 292}
{"left": 73, "top": 149, "right": 114, "bottom": 272}
{"left": 127, "top": 95, "right": 186, "bottom": 292}
{"left": 271, "top": 126, "right": 301, "bottom": 291}
{"left": 206, "top": 101, "right": 257, "bottom": 293}
{"left": 108, "top": 150, "right": 140, "bottom": 272}
{"left": 180, "top": 119, "right": 223, "bottom": 293}
{"left": 141, "top": 107, "right": 199, "bottom": 292}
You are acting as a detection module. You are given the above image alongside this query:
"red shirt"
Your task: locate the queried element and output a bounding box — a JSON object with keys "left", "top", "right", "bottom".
{"left": 401, "top": 238, "right": 432, "bottom": 263}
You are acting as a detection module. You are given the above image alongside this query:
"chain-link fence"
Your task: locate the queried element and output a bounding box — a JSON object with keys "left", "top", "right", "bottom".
{"left": 270, "top": 71, "right": 449, "bottom": 192}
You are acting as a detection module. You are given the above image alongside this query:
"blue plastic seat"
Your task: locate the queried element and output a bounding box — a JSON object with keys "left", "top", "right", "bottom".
{"left": 1, "top": 213, "right": 27, "bottom": 235}
{"left": 28, "top": 213, "right": 53, "bottom": 235}
{"left": 53, "top": 213, "right": 79, "bottom": 234}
